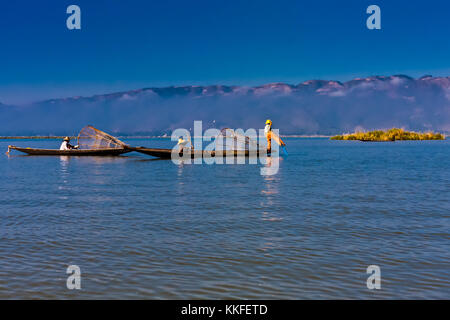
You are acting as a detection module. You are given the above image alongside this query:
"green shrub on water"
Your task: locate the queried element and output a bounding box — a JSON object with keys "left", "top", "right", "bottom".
{"left": 331, "top": 128, "right": 445, "bottom": 141}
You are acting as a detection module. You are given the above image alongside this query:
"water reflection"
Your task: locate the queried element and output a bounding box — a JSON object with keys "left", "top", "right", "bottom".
{"left": 260, "top": 157, "right": 283, "bottom": 222}
{"left": 177, "top": 161, "right": 185, "bottom": 177}
{"left": 76, "top": 156, "right": 129, "bottom": 165}
{"left": 59, "top": 155, "right": 69, "bottom": 164}
{"left": 58, "top": 156, "right": 70, "bottom": 199}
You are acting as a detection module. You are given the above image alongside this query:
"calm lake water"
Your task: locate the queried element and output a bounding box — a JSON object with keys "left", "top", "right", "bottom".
{"left": 0, "top": 138, "right": 449, "bottom": 299}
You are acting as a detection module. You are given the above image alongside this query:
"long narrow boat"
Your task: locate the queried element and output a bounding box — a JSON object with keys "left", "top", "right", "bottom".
{"left": 131, "top": 147, "right": 271, "bottom": 159}
{"left": 8, "top": 145, "right": 132, "bottom": 156}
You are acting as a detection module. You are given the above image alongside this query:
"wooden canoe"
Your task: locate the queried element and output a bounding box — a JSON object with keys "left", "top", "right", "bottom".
{"left": 130, "top": 147, "right": 271, "bottom": 159}
{"left": 8, "top": 145, "right": 132, "bottom": 156}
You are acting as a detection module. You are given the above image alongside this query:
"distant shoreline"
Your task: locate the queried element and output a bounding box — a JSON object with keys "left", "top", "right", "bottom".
{"left": 0, "top": 135, "right": 332, "bottom": 140}
{"left": 0, "top": 136, "right": 75, "bottom": 140}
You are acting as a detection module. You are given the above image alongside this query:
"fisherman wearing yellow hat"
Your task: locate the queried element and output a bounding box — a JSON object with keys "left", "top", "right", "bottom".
{"left": 264, "top": 119, "right": 286, "bottom": 152}
{"left": 59, "top": 136, "right": 78, "bottom": 150}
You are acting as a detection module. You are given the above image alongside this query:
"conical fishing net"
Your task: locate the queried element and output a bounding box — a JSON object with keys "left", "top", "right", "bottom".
{"left": 77, "top": 126, "right": 127, "bottom": 149}
{"left": 215, "top": 128, "right": 260, "bottom": 151}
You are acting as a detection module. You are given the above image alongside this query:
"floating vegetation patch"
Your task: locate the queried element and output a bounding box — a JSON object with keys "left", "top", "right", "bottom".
{"left": 331, "top": 128, "right": 445, "bottom": 141}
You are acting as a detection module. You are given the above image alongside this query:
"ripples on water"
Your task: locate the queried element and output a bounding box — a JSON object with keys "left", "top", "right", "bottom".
{"left": 0, "top": 138, "right": 449, "bottom": 299}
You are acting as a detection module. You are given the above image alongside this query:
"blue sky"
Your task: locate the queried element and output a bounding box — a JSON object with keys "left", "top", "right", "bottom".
{"left": 0, "top": 0, "right": 449, "bottom": 104}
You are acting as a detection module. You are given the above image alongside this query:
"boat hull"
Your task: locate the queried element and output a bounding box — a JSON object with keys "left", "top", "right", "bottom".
{"left": 131, "top": 147, "right": 271, "bottom": 159}
{"left": 8, "top": 146, "right": 131, "bottom": 156}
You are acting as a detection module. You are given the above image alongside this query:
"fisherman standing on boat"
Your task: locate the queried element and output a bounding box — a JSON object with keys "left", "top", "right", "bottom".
{"left": 177, "top": 137, "right": 188, "bottom": 153}
{"left": 60, "top": 137, "right": 78, "bottom": 150}
{"left": 264, "top": 119, "right": 286, "bottom": 152}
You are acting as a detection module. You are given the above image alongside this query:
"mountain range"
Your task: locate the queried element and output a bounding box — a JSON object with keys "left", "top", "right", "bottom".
{"left": 1, "top": 75, "right": 449, "bottom": 136}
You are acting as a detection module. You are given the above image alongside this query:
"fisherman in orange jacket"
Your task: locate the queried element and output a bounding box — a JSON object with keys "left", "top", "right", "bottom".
{"left": 264, "top": 119, "right": 286, "bottom": 152}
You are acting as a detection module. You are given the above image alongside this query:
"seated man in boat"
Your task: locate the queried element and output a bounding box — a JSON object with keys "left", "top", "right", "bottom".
{"left": 264, "top": 119, "right": 286, "bottom": 152}
{"left": 60, "top": 137, "right": 78, "bottom": 150}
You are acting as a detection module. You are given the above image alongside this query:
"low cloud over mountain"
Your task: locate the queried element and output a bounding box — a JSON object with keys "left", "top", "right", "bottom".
{"left": 1, "top": 75, "right": 449, "bottom": 135}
